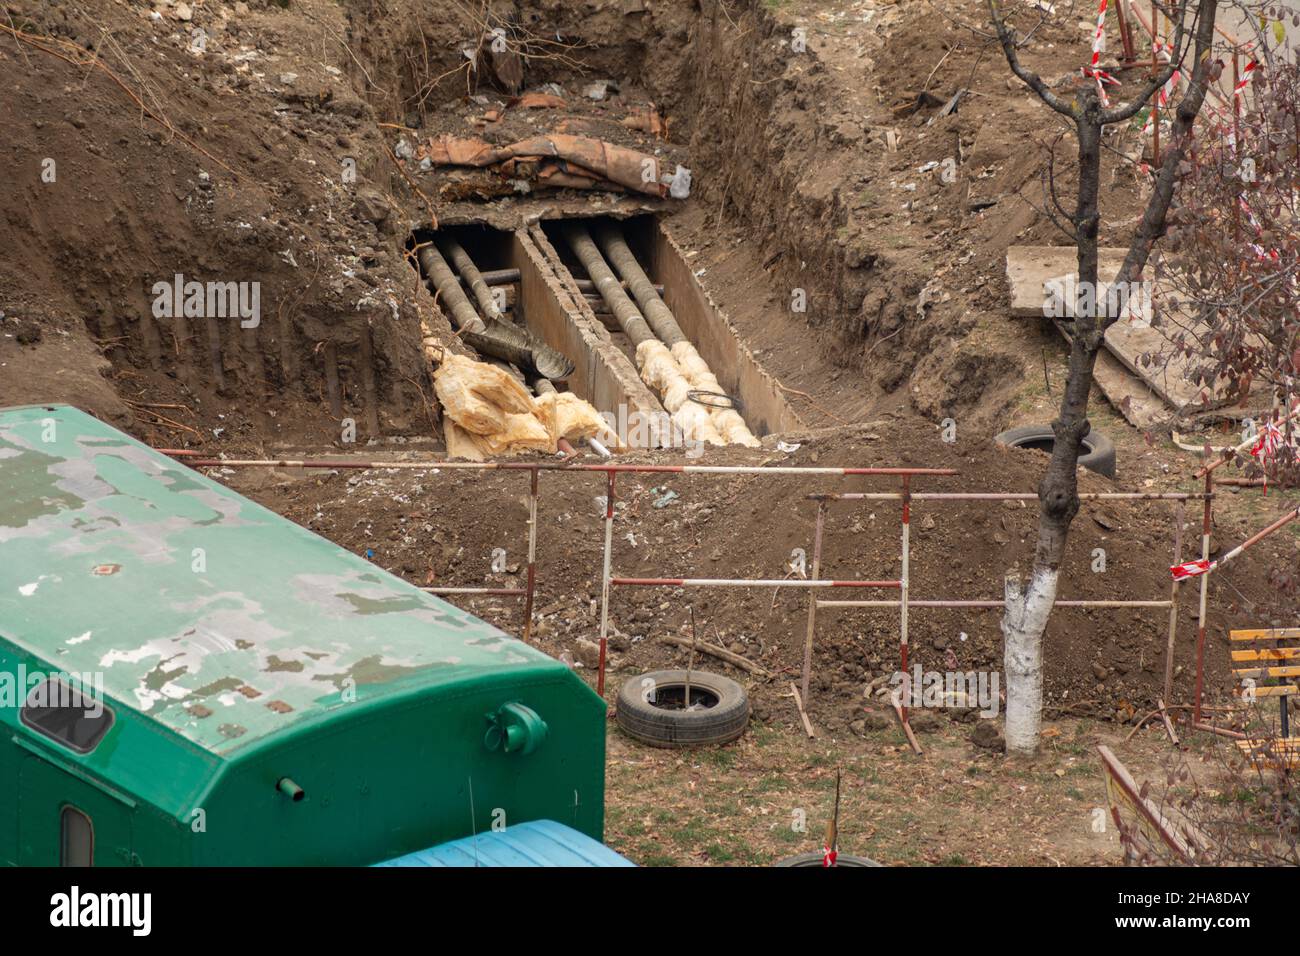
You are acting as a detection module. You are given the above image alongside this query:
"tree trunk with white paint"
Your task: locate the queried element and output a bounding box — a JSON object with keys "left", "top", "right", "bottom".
{"left": 987, "top": 0, "right": 1219, "bottom": 755}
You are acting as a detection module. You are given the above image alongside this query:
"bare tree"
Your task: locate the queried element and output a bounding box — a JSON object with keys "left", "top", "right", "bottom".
{"left": 987, "top": 0, "right": 1221, "bottom": 753}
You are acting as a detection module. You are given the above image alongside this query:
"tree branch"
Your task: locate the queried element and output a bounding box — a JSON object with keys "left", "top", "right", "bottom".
{"left": 987, "top": 0, "right": 1078, "bottom": 118}
{"left": 1105, "top": 0, "right": 1220, "bottom": 336}
{"left": 1100, "top": 0, "right": 1195, "bottom": 124}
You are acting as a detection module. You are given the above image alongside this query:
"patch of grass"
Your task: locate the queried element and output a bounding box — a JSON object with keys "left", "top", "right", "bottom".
{"left": 699, "top": 747, "right": 737, "bottom": 770}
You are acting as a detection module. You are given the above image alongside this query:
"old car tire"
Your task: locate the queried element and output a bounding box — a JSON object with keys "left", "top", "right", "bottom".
{"left": 775, "top": 851, "right": 883, "bottom": 867}
{"left": 994, "top": 423, "right": 1117, "bottom": 479}
{"left": 616, "top": 669, "right": 750, "bottom": 748}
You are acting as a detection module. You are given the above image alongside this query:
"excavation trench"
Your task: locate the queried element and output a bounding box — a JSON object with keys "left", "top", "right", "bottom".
{"left": 412, "top": 214, "right": 800, "bottom": 452}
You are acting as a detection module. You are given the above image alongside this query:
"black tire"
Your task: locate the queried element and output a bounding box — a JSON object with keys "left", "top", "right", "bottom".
{"left": 774, "top": 851, "right": 883, "bottom": 867}
{"left": 616, "top": 669, "right": 750, "bottom": 748}
{"left": 994, "top": 423, "right": 1117, "bottom": 479}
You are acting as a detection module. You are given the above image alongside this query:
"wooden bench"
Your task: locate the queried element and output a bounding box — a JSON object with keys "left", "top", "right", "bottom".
{"left": 1231, "top": 628, "right": 1300, "bottom": 768}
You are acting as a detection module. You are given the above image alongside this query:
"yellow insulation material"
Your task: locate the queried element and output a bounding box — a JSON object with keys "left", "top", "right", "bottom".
{"left": 433, "top": 352, "right": 614, "bottom": 457}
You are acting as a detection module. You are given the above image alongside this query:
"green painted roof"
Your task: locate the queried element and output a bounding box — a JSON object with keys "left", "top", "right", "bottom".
{"left": 0, "top": 404, "right": 560, "bottom": 756}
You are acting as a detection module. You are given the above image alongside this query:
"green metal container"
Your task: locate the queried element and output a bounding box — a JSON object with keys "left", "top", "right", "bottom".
{"left": 0, "top": 405, "right": 606, "bottom": 866}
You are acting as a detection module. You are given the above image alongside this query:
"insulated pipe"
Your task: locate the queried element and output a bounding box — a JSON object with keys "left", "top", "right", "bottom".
{"left": 562, "top": 223, "right": 722, "bottom": 446}
{"left": 439, "top": 237, "right": 504, "bottom": 322}
{"left": 594, "top": 223, "right": 758, "bottom": 447}
{"left": 417, "top": 245, "right": 573, "bottom": 380}
{"left": 593, "top": 223, "right": 686, "bottom": 347}
{"left": 417, "top": 245, "right": 486, "bottom": 334}
{"left": 465, "top": 270, "right": 663, "bottom": 296}
{"left": 562, "top": 223, "right": 656, "bottom": 347}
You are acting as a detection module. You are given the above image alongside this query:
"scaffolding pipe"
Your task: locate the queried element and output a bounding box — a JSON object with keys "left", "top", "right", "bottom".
{"left": 810, "top": 491, "right": 1209, "bottom": 501}
{"left": 178, "top": 457, "right": 958, "bottom": 477}
{"left": 1194, "top": 467, "right": 1213, "bottom": 723}
{"left": 801, "top": 500, "right": 826, "bottom": 707}
{"left": 1164, "top": 501, "right": 1185, "bottom": 704}
{"left": 900, "top": 476, "right": 911, "bottom": 720}
{"left": 613, "top": 577, "right": 902, "bottom": 588}
{"left": 421, "top": 587, "right": 526, "bottom": 596}
{"left": 817, "top": 599, "right": 1173, "bottom": 609}
{"left": 524, "top": 466, "right": 539, "bottom": 640}
{"left": 598, "top": 471, "right": 615, "bottom": 697}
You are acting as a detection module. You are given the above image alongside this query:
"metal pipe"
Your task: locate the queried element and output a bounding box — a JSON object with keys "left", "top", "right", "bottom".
{"left": 594, "top": 223, "right": 687, "bottom": 348}
{"left": 416, "top": 244, "right": 487, "bottom": 334}
{"left": 900, "top": 476, "right": 911, "bottom": 721}
{"left": 612, "top": 577, "right": 902, "bottom": 588}
{"left": 523, "top": 466, "right": 538, "bottom": 641}
{"left": 1164, "top": 500, "right": 1185, "bottom": 704}
{"left": 439, "top": 236, "right": 504, "bottom": 322}
{"left": 809, "top": 491, "right": 1210, "bottom": 501}
{"left": 801, "top": 500, "right": 825, "bottom": 707}
{"left": 597, "top": 471, "right": 615, "bottom": 697}
{"left": 1194, "top": 467, "right": 1212, "bottom": 723}
{"left": 179, "top": 457, "right": 958, "bottom": 477}
{"left": 421, "top": 587, "right": 526, "bottom": 595}
{"left": 817, "top": 599, "right": 1173, "bottom": 609}
{"left": 276, "top": 777, "right": 305, "bottom": 802}
{"left": 466, "top": 270, "right": 663, "bottom": 296}
{"left": 562, "top": 223, "right": 656, "bottom": 348}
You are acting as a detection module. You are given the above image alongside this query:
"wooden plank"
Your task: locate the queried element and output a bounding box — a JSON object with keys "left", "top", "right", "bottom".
{"left": 789, "top": 682, "right": 816, "bottom": 739}
{"left": 660, "top": 634, "right": 773, "bottom": 678}
{"left": 1237, "top": 738, "right": 1300, "bottom": 769}
{"left": 1232, "top": 647, "right": 1300, "bottom": 661}
{"left": 1238, "top": 737, "right": 1300, "bottom": 751}
{"left": 1097, "top": 745, "right": 1209, "bottom": 862}
{"left": 1234, "top": 684, "right": 1299, "bottom": 697}
{"left": 891, "top": 700, "right": 924, "bottom": 755}
{"left": 1231, "top": 628, "right": 1300, "bottom": 641}
{"left": 1234, "top": 665, "right": 1300, "bottom": 679}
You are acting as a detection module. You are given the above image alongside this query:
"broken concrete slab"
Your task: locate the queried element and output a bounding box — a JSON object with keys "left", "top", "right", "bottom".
{"left": 1008, "top": 246, "right": 1227, "bottom": 417}
{"left": 1102, "top": 311, "right": 1225, "bottom": 412}
{"left": 1055, "top": 321, "right": 1167, "bottom": 430}
{"left": 1006, "top": 246, "right": 1151, "bottom": 324}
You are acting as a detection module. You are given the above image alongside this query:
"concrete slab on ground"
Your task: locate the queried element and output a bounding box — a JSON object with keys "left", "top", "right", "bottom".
{"left": 1008, "top": 246, "right": 1225, "bottom": 417}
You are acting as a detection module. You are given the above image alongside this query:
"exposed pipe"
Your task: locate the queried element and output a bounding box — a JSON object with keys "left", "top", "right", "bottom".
{"left": 594, "top": 223, "right": 759, "bottom": 447}
{"left": 417, "top": 244, "right": 486, "bottom": 334}
{"left": 561, "top": 222, "right": 721, "bottom": 446}
{"left": 439, "top": 236, "right": 503, "bottom": 322}
{"left": 417, "top": 243, "right": 573, "bottom": 380}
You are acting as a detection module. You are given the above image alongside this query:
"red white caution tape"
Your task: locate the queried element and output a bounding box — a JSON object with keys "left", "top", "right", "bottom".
{"left": 1170, "top": 559, "right": 1212, "bottom": 580}
{"left": 822, "top": 845, "right": 838, "bottom": 867}
{"left": 1251, "top": 418, "right": 1289, "bottom": 494}
{"left": 1233, "top": 60, "right": 1258, "bottom": 97}
{"left": 1251, "top": 419, "right": 1285, "bottom": 462}
{"left": 1081, "top": 0, "right": 1118, "bottom": 106}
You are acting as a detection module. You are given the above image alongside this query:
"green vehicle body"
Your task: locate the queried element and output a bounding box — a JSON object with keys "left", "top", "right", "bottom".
{"left": 0, "top": 404, "right": 606, "bottom": 866}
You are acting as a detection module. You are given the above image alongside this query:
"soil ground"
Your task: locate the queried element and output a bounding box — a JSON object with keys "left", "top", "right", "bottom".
{"left": 3, "top": 0, "right": 1298, "bottom": 865}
